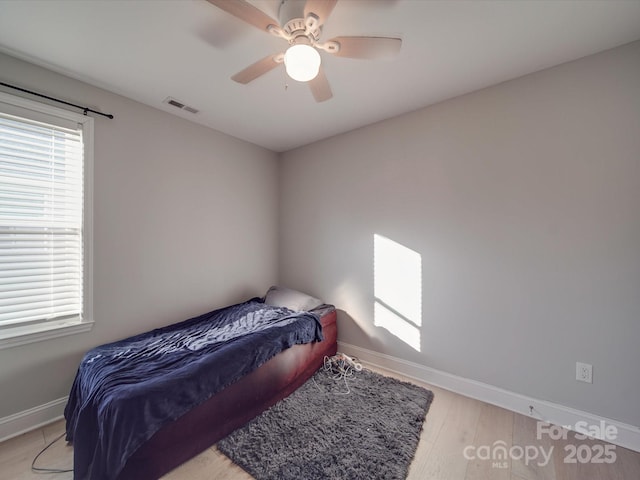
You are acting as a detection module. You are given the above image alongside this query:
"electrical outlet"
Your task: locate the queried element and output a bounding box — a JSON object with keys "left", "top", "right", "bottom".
{"left": 576, "top": 362, "right": 593, "bottom": 383}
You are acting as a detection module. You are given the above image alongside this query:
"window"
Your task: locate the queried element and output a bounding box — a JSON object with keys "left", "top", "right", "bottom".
{"left": 0, "top": 92, "right": 93, "bottom": 348}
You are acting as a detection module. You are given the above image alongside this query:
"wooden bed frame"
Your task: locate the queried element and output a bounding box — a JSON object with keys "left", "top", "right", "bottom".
{"left": 117, "top": 305, "right": 338, "bottom": 479}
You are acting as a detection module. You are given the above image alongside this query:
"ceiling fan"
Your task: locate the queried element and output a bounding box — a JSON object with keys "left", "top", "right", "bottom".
{"left": 206, "top": 0, "right": 402, "bottom": 102}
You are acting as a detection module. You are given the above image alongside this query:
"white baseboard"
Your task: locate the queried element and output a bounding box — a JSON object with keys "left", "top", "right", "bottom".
{"left": 0, "top": 397, "right": 67, "bottom": 443}
{"left": 338, "top": 341, "right": 640, "bottom": 453}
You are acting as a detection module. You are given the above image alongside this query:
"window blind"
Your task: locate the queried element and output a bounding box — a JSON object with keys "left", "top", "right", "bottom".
{"left": 0, "top": 112, "right": 84, "bottom": 327}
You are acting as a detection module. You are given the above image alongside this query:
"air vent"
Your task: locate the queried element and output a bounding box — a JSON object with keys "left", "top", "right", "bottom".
{"left": 163, "top": 97, "right": 199, "bottom": 114}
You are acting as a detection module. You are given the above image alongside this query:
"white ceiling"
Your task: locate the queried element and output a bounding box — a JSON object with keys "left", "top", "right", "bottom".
{"left": 1, "top": 0, "right": 639, "bottom": 152}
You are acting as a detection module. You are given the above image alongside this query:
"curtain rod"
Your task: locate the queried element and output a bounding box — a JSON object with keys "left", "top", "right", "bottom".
{"left": 0, "top": 81, "right": 114, "bottom": 119}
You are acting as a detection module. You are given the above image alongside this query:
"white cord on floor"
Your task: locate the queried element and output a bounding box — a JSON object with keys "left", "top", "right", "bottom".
{"left": 313, "top": 353, "right": 363, "bottom": 395}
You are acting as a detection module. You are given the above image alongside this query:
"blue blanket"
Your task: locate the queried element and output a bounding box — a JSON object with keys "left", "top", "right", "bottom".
{"left": 64, "top": 299, "right": 323, "bottom": 480}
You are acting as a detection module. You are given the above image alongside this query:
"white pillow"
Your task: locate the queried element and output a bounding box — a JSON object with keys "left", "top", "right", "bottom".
{"left": 264, "top": 286, "right": 323, "bottom": 312}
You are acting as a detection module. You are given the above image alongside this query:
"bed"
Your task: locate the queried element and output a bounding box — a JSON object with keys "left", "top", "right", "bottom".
{"left": 64, "top": 286, "right": 338, "bottom": 480}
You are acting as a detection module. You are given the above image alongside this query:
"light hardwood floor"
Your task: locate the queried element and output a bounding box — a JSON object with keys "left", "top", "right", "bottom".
{"left": 1, "top": 366, "right": 639, "bottom": 480}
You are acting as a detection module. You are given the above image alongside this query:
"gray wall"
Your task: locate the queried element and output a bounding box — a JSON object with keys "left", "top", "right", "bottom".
{"left": 279, "top": 41, "right": 640, "bottom": 426}
{"left": 0, "top": 53, "right": 279, "bottom": 418}
{"left": 2, "top": 40, "right": 639, "bottom": 431}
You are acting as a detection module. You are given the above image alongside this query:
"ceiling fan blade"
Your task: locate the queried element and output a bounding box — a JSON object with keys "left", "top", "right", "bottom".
{"left": 206, "top": 0, "right": 279, "bottom": 33}
{"left": 308, "top": 66, "right": 332, "bottom": 103}
{"left": 231, "top": 54, "right": 283, "bottom": 84}
{"left": 304, "top": 0, "right": 338, "bottom": 27}
{"left": 328, "top": 36, "right": 402, "bottom": 59}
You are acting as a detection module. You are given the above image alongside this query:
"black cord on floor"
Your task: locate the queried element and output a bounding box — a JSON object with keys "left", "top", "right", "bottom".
{"left": 31, "top": 431, "right": 73, "bottom": 474}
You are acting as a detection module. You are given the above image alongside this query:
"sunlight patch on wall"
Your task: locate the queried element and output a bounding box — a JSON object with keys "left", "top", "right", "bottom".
{"left": 373, "top": 234, "right": 422, "bottom": 351}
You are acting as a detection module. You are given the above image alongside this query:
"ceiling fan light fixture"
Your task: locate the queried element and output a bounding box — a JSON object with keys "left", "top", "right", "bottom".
{"left": 284, "top": 44, "right": 321, "bottom": 82}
